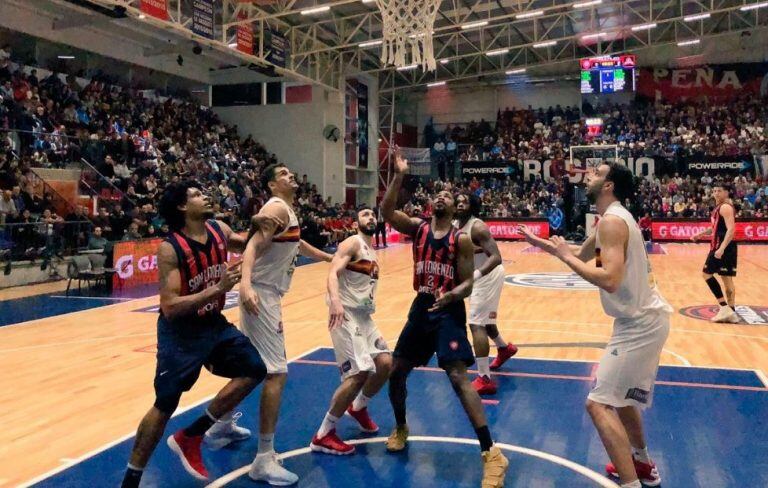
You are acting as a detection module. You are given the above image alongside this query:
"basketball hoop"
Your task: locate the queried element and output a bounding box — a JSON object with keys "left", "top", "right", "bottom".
{"left": 376, "top": 0, "right": 440, "bottom": 71}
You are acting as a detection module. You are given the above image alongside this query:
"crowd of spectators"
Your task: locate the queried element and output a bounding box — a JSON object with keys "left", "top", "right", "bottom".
{"left": 0, "top": 45, "right": 358, "bottom": 263}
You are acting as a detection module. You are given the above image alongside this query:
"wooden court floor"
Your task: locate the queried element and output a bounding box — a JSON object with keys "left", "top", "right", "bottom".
{"left": 1, "top": 242, "right": 767, "bottom": 487}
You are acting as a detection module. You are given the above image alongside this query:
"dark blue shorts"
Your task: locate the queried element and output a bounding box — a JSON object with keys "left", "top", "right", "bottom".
{"left": 393, "top": 293, "right": 474, "bottom": 369}
{"left": 154, "top": 314, "right": 266, "bottom": 399}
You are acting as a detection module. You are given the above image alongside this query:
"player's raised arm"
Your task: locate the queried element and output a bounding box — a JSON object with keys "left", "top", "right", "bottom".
{"left": 158, "top": 241, "right": 240, "bottom": 320}
{"left": 326, "top": 238, "right": 358, "bottom": 330}
{"left": 381, "top": 151, "right": 422, "bottom": 237}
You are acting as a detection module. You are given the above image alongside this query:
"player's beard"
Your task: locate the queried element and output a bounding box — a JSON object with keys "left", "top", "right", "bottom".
{"left": 434, "top": 207, "right": 448, "bottom": 218}
{"left": 586, "top": 181, "right": 602, "bottom": 204}
{"left": 455, "top": 208, "right": 469, "bottom": 221}
{"left": 202, "top": 209, "right": 215, "bottom": 219}
{"left": 359, "top": 223, "right": 375, "bottom": 236}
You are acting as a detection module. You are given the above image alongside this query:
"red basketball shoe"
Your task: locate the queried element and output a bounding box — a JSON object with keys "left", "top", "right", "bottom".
{"left": 605, "top": 459, "right": 661, "bottom": 487}
{"left": 167, "top": 430, "right": 208, "bottom": 480}
{"left": 490, "top": 344, "right": 518, "bottom": 370}
{"left": 471, "top": 375, "right": 498, "bottom": 395}
{"left": 346, "top": 406, "right": 379, "bottom": 433}
{"left": 310, "top": 429, "right": 355, "bottom": 455}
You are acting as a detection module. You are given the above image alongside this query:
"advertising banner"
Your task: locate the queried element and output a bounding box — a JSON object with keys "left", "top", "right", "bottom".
{"left": 638, "top": 63, "right": 768, "bottom": 102}
{"left": 192, "top": 0, "right": 215, "bottom": 39}
{"left": 485, "top": 220, "right": 550, "bottom": 240}
{"left": 236, "top": 11, "right": 254, "bottom": 55}
{"left": 461, "top": 161, "right": 513, "bottom": 177}
{"left": 265, "top": 30, "right": 289, "bottom": 68}
{"left": 651, "top": 220, "right": 768, "bottom": 242}
{"left": 140, "top": 0, "right": 169, "bottom": 20}
{"left": 679, "top": 155, "right": 756, "bottom": 176}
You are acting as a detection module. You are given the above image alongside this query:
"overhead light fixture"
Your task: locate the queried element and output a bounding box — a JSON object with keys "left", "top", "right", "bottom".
{"left": 138, "top": 14, "right": 146, "bottom": 19}
{"left": 631, "top": 22, "right": 657, "bottom": 31}
{"left": 677, "top": 39, "right": 700, "bottom": 46}
{"left": 486, "top": 48, "right": 509, "bottom": 56}
{"left": 440, "top": 59, "right": 450, "bottom": 64}
{"left": 359, "top": 40, "right": 383, "bottom": 47}
{"left": 506, "top": 68, "right": 526, "bottom": 74}
{"left": 573, "top": 0, "right": 602, "bottom": 8}
{"left": 461, "top": 21, "right": 489, "bottom": 30}
{"left": 740, "top": 1, "right": 768, "bottom": 10}
{"left": 581, "top": 32, "right": 607, "bottom": 40}
{"left": 361, "top": 0, "right": 376, "bottom": 3}
{"left": 533, "top": 40, "right": 557, "bottom": 48}
{"left": 228, "top": 42, "right": 238, "bottom": 48}
{"left": 57, "top": 55, "right": 75, "bottom": 60}
{"left": 300, "top": 5, "right": 331, "bottom": 15}
{"left": 427, "top": 81, "right": 446, "bottom": 87}
{"left": 396, "top": 64, "right": 418, "bottom": 71}
{"left": 683, "top": 13, "right": 710, "bottom": 21}
{"left": 516, "top": 10, "right": 544, "bottom": 19}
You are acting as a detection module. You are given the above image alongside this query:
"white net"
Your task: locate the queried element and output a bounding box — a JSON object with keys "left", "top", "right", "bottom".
{"left": 376, "top": 0, "right": 440, "bottom": 71}
{"left": 568, "top": 144, "right": 619, "bottom": 171}
{"left": 399, "top": 147, "right": 431, "bottom": 175}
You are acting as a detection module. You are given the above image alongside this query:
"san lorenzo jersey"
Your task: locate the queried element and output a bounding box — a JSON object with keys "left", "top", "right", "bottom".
{"left": 164, "top": 219, "right": 228, "bottom": 323}
{"left": 710, "top": 203, "right": 735, "bottom": 251}
{"left": 412, "top": 221, "right": 462, "bottom": 295}
{"left": 251, "top": 196, "right": 300, "bottom": 294}
{"left": 337, "top": 235, "right": 379, "bottom": 313}
{"left": 595, "top": 202, "right": 672, "bottom": 320}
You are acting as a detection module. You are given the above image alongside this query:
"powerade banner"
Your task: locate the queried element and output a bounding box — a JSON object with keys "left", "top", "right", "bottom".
{"left": 651, "top": 220, "right": 768, "bottom": 242}
{"left": 680, "top": 155, "right": 756, "bottom": 176}
{"left": 112, "top": 236, "right": 243, "bottom": 288}
{"left": 485, "top": 220, "right": 549, "bottom": 240}
{"left": 192, "top": 0, "right": 214, "bottom": 39}
{"left": 141, "top": 0, "right": 169, "bottom": 20}
{"left": 638, "top": 63, "right": 768, "bottom": 102}
{"left": 265, "top": 30, "right": 289, "bottom": 68}
{"left": 462, "top": 161, "right": 513, "bottom": 177}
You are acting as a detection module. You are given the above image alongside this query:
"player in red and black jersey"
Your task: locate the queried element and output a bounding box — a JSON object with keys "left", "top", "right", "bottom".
{"left": 122, "top": 182, "right": 270, "bottom": 488}
{"left": 380, "top": 151, "right": 508, "bottom": 488}
{"left": 691, "top": 183, "right": 739, "bottom": 323}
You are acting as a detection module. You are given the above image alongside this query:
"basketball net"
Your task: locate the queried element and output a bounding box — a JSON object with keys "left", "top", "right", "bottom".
{"left": 376, "top": 0, "right": 440, "bottom": 71}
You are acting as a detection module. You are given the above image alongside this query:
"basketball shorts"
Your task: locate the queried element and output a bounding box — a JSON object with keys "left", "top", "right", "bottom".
{"left": 588, "top": 312, "right": 670, "bottom": 410}
{"left": 154, "top": 314, "right": 266, "bottom": 399}
{"left": 394, "top": 293, "right": 474, "bottom": 369}
{"left": 331, "top": 308, "right": 389, "bottom": 380}
{"left": 240, "top": 285, "right": 288, "bottom": 374}
{"left": 468, "top": 265, "right": 505, "bottom": 326}
{"left": 703, "top": 245, "right": 737, "bottom": 276}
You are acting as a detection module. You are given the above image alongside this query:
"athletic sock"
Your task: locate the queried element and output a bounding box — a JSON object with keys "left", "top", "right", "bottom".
{"left": 352, "top": 392, "right": 371, "bottom": 411}
{"left": 475, "top": 425, "right": 493, "bottom": 452}
{"left": 258, "top": 432, "right": 275, "bottom": 454}
{"left": 492, "top": 336, "right": 508, "bottom": 349}
{"left": 705, "top": 276, "right": 727, "bottom": 306}
{"left": 121, "top": 464, "right": 143, "bottom": 488}
{"left": 620, "top": 481, "right": 642, "bottom": 488}
{"left": 207, "top": 410, "right": 234, "bottom": 435}
{"left": 317, "top": 412, "right": 339, "bottom": 438}
{"left": 183, "top": 409, "right": 217, "bottom": 437}
{"left": 632, "top": 446, "right": 651, "bottom": 464}
{"left": 476, "top": 357, "right": 491, "bottom": 378}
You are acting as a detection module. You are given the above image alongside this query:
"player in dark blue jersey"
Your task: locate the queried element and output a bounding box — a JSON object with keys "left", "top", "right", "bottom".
{"left": 122, "top": 181, "right": 271, "bottom": 487}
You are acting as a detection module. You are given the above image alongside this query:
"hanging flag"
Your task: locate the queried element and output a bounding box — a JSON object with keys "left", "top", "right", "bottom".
{"left": 140, "top": 0, "right": 169, "bottom": 20}
{"left": 265, "top": 30, "right": 289, "bottom": 68}
{"left": 236, "top": 10, "right": 254, "bottom": 55}
{"left": 192, "top": 0, "right": 215, "bottom": 39}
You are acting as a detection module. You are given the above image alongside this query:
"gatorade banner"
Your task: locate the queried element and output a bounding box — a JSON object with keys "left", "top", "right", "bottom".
{"left": 484, "top": 220, "right": 549, "bottom": 240}
{"left": 236, "top": 10, "right": 254, "bottom": 55}
{"left": 651, "top": 221, "right": 768, "bottom": 242}
{"left": 140, "top": 0, "right": 169, "bottom": 20}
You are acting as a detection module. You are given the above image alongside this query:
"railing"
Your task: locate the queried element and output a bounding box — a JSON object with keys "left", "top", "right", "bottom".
{"left": 7, "top": 150, "right": 80, "bottom": 219}
{"left": 73, "top": 158, "right": 137, "bottom": 207}
{"left": 0, "top": 220, "right": 99, "bottom": 265}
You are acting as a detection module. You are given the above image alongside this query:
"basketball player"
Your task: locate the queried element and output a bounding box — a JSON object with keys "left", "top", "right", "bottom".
{"left": 691, "top": 183, "right": 739, "bottom": 323}
{"left": 455, "top": 193, "right": 518, "bottom": 395}
{"left": 381, "top": 152, "right": 509, "bottom": 488}
{"left": 239, "top": 163, "right": 333, "bottom": 485}
{"left": 310, "top": 206, "right": 393, "bottom": 455}
{"left": 520, "top": 162, "right": 671, "bottom": 488}
{"left": 121, "top": 182, "right": 267, "bottom": 487}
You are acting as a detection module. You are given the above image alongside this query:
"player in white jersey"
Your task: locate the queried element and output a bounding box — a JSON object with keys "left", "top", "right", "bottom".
{"left": 521, "top": 162, "right": 671, "bottom": 488}
{"left": 454, "top": 193, "right": 518, "bottom": 395}
{"left": 239, "top": 163, "right": 332, "bottom": 486}
{"left": 309, "top": 206, "right": 393, "bottom": 455}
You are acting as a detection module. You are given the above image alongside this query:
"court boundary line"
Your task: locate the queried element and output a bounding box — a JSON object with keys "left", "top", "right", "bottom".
{"left": 293, "top": 357, "right": 768, "bottom": 393}
{"left": 16, "top": 346, "right": 323, "bottom": 488}
{"left": 206, "top": 436, "right": 617, "bottom": 488}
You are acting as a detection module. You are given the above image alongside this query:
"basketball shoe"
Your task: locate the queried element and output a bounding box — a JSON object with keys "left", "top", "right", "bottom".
{"left": 385, "top": 425, "right": 409, "bottom": 452}
{"left": 310, "top": 429, "right": 355, "bottom": 455}
{"left": 481, "top": 445, "right": 509, "bottom": 488}
{"left": 490, "top": 344, "right": 518, "bottom": 370}
{"left": 711, "top": 305, "right": 738, "bottom": 323}
{"left": 166, "top": 430, "right": 208, "bottom": 480}
{"left": 205, "top": 411, "right": 251, "bottom": 450}
{"left": 346, "top": 406, "right": 379, "bottom": 433}
{"left": 249, "top": 451, "right": 299, "bottom": 486}
{"left": 605, "top": 459, "right": 662, "bottom": 487}
{"left": 471, "top": 375, "right": 498, "bottom": 395}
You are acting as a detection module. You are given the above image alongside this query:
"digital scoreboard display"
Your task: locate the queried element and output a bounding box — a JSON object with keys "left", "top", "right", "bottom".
{"left": 580, "top": 55, "right": 637, "bottom": 94}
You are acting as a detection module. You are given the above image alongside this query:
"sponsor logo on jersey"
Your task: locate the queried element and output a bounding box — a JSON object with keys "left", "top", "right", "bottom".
{"left": 625, "top": 388, "right": 649, "bottom": 404}
{"left": 134, "top": 290, "right": 241, "bottom": 313}
{"left": 340, "top": 360, "right": 352, "bottom": 374}
{"left": 449, "top": 340, "right": 459, "bottom": 351}
{"left": 504, "top": 272, "right": 597, "bottom": 290}
{"left": 679, "top": 304, "right": 768, "bottom": 325}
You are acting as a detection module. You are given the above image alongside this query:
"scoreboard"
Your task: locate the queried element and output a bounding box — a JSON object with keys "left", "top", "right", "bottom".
{"left": 580, "top": 55, "right": 636, "bottom": 94}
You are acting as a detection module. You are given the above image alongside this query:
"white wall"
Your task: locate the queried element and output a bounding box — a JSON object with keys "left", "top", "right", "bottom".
{"left": 213, "top": 85, "right": 345, "bottom": 204}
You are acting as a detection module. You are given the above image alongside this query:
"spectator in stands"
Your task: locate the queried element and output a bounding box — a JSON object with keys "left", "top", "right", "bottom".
{"left": 122, "top": 222, "right": 142, "bottom": 241}
{"left": 87, "top": 227, "right": 108, "bottom": 251}
{"left": 0, "top": 189, "right": 18, "bottom": 225}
